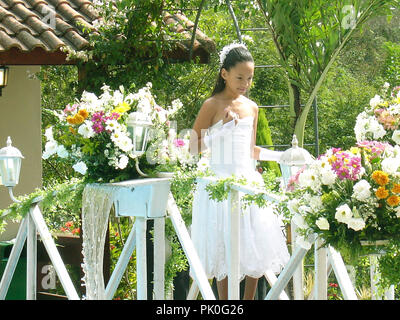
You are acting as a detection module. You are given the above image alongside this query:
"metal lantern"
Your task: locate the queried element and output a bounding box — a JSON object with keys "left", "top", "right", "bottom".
{"left": 279, "top": 134, "right": 314, "bottom": 187}
{"left": 127, "top": 112, "right": 153, "bottom": 157}
{"left": 0, "top": 66, "right": 9, "bottom": 96}
{"left": 0, "top": 137, "right": 24, "bottom": 187}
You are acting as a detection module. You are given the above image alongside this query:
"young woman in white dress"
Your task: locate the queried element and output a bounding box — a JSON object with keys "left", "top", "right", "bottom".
{"left": 189, "top": 43, "right": 290, "bottom": 300}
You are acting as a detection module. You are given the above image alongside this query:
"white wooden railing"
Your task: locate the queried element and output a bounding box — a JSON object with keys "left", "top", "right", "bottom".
{"left": 0, "top": 177, "right": 395, "bottom": 300}
{"left": 0, "top": 197, "right": 80, "bottom": 300}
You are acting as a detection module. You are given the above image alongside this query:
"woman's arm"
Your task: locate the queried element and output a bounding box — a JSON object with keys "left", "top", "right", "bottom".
{"left": 251, "top": 104, "right": 283, "bottom": 162}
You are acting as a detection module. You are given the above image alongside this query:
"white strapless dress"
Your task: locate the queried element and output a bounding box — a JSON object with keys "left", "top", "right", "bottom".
{"left": 191, "top": 116, "right": 290, "bottom": 281}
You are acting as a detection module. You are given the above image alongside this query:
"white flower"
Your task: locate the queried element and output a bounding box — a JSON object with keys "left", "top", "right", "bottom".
{"left": 111, "top": 131, "right": 133, "bottom": 153}
{"left": 72, "top": 161, "right": 88, "bottom": 175}
{"left": 298, "top": 168, "right": 320, "bottom": 189}
{"left": 370, "top": 94, "right": 383, "bottom": 108}
{"left": 105, "top": 119, "right": 120, "bottom": 132}
{"left": 44, "top": 127, "right": 54, "bottom": 141}
{"left": 347, "top": 218, "right": 366, "bottom": 231}
{"left": 78, "top": 121, "right": 95, "bottom": 139}
{"left": 116, "top": 154, "right": 129, "bottom": 169}
{"left": 395, "top": 207, "right": 400, "bottom": 218}
{"left": 392, "top": 130, "right": 400, "bottom": 145}
{"left": 320, "top": 168, "right": 337, "bottom": 186}
{"left": 352, "top": 179, "right": 371, "bottom": 202}
{"left": 42, "top": 140, "right": 59, "bottom": 159}
{"left": 219, "top": 42, "right": 247, "bottom": 65}
{"left": 196, "top": 156, "right": 209, "bottom": 172}
{"left": 354, "top": 112, "right": 386, "bottom": 142}
{"left": 381, "top": 157, "right": 400, "bottom": 174}
{"left": 335, "top": 204, "right": 353, "bottom": 223}
{"left": 316, "top": 217, "right": 330, "bottom": 230}
{"left": 56, "top": 145, "right": 69, "bottom": 158}
{"left": 292, "top": 213, "right": 308, "bottom": 229}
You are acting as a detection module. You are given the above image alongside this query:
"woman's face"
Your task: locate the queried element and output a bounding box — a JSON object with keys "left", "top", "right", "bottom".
{"left": 221, "top": 61, "right": 254, "bottom": 96}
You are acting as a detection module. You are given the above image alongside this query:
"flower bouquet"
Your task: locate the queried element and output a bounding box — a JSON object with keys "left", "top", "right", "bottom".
{"left": 42, "top": 82, "right": 183, "bottom": 182}
{"left": 145, "top": 126, "right": 196, "bottom": 177}
{"left": 286, "top": 140, "right": 400, "bottom": 257}
{"left": 355, "top": 84, "right": 400, "bottom": 145}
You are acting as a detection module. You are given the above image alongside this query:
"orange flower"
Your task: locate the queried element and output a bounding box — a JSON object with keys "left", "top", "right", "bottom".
{"left": 375, "top": 186, "right": 389, "bottom": 199}
{"left": 67, "top": 115, "right": 76, "bottom": 125}
{"left": 78, "top": 109, "right": 89, "bottom": 119}
{"left": 69, "top": 126, "right": 76, "bottom": 134}
{"left": 372, "top": 170, "right": 390, "bottom": 186}
{"left": 391, "top": 184, "right": 400, "bottom": 194}
{"left": 387, "top": 195, "right": 400, "bottom": 207}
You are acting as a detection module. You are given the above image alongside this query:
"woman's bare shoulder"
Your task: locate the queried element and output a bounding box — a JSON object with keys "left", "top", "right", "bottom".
{"left": 239, "top": 96, "right": 258, "bottom": 115}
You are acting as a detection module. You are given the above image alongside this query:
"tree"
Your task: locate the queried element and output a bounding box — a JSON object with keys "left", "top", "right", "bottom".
{"left": 256, "top": 0, "right": 399, "bottom": 147}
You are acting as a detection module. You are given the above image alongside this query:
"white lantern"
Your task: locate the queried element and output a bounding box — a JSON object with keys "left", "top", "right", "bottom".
{"left": 279, "top": 135, "right": 314, "bottom": 188}
{"left": 0, "top": 137, "right": 24, "bottom": 187}
{"left": 127, "top": 112, "right": 153, "bottom": 157}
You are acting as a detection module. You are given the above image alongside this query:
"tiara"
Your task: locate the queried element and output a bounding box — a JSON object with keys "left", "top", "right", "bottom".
{"left": 219, "top": 42, "right": 248, "bottom": 66}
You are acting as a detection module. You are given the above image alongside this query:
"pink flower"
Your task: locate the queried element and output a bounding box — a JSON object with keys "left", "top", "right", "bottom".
{"left": 173, "top": 139, "right": 185, "bottom": 148}
{"left": 330, "top": 151, "right": 361, "bottom": 181}
{"left": 63, "top": 103, "right": 79, "bottom": 114}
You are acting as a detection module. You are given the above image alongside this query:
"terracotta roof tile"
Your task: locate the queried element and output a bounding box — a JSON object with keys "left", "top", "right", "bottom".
{"left": 0, "top": 0, "right": 94, "bottom": 52}
{"left": 0, "top": 0, "right": 215, "bottom": 63}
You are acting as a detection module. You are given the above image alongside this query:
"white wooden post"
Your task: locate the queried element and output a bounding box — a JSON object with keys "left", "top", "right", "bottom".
{"left": 30, "top": 204, "right": 80, "bottom": 300}
{"left": 264, "top": 270, "right": 289, "bottom": 300}
{"left": 291, "top": 222, "right": 304, "bottom": 300}
{"left": 227, "top": 188, "right": 240, "bottom": 300}
{"left": 167, "top": 192, "right": 215, "bottom": 300}
{"left": 135, "top": 217, "right": 147, "bottom": 300}
{"left": 26, "top": 208, "right": 37, "bottom": 300}
{"left": 265, "top": 245, "right": 309, "bottom": 300}
{"left": 187, "top": 282, "right": 200, "bottom": 300}
{"left": 314, "top": 238, "right": 327, "bottom": 300}
{"left": 327, "top": 246, "right": 357, "bottom": 300}
{"left": 0, "top": 216, "right": 28, "bottom": 299}
{"left": 153, "top": 217, "right": 165, "bottom": 299}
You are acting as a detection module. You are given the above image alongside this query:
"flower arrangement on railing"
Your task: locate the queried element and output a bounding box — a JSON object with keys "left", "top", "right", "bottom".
{"left": 42, "top": 82, "right": 183, "bottom": 182}
{"left": 145, "top": 127, "right": 195, "bottom": 177}
{"left": 355, "top": 84, "right": 400, "bottom": 145}
{"left": 285, "top": 140, "right": 400, "bottom": 257}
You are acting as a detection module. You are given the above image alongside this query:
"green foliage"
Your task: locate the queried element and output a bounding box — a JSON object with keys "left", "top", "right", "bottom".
{"left": 256, "top": 0, "right": 399, "bottom": 146}
{"left": 382, "top": 41, "right": 400, "bottom": 87}
{"left": 256, "top": 108, "right": 281, "bottom": 175}
{"left": 0, "top": 179, "right": 84, "bottom": 234}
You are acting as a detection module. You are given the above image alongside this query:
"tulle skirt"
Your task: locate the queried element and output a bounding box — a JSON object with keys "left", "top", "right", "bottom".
{"left": 190, "top": 170, "right": 290, "bottom": 281}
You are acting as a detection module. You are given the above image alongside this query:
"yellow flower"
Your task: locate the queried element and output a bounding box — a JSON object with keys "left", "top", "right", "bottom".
{"left": 387, "top": 195, "right": 400, "bottom": 207}
{"left": 372, "top": 170, "right": 390, "bottom": 186}
{"left": 113, "top": 102, "right": 130, "bottom": 114}
{"left": 375, "top": 186, "right": 389, "bottom": 199}
{"left": 349, "top": 147, "right": 359, "bottom": 155}
{"left": 69, "top": 126, "right": 76, "bottom": 134}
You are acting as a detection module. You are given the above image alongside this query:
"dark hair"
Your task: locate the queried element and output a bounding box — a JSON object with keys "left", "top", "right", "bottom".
{"left": 211, "top": 46, "right": 254, "bottom": 96}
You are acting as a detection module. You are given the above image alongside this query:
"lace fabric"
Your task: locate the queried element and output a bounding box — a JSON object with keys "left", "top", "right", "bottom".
{"left": 81, "top": 184, "right": 118, "bottom": 300}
